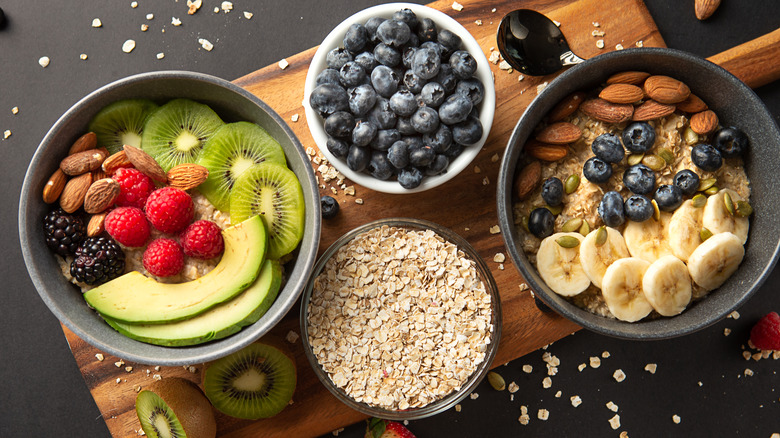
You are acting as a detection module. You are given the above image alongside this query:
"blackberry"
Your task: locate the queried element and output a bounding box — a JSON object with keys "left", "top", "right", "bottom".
{"left": 43, "top": 209, "right": 86, "bottom": 257}
{"left": 70, "top": 237, "right": 125, "bottom": 286}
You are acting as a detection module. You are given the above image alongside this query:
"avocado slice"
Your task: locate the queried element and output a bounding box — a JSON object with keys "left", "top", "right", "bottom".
{"left": 103, "top": 259, "right": 282, "bottom": 346}
{"left": 83, "top": 215, "right": 268, "bottom": 324}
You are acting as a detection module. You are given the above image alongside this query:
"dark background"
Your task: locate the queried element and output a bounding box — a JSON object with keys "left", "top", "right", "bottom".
{"left": 1, "top": 1, "right": 779, "bottom": 437}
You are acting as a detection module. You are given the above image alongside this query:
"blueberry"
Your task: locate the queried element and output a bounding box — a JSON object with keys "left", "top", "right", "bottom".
{"left": 320, "top": 195, "right": 340, "bottom": 219}
{"left": 406, "top": 33, "right": 420, "bottom": 50}
{"left": 443, "top": 142, "right": 464, "bottom": 158}
{"left": 370, "top": 65, "right": 400, "bottom": 98}
{"left": 437, "top": 29, "right": 462, "bottom": 53}
{"left": 339, "top": 62, "right": 368, "bottom": 88}
{"left": 346, "top": 144, "right": 371, "bottom": 172}
{"left": 371, "top": 129, "right": 401, "bottom": 151}
{"left": 315, "top": 68, "right": 341, "bottom": 86}
{"left": 353, "top": 51, "right": 378, "bottom": 72}
{"left": 392, "top": 8, "right": 418, "bottom": 31}
{"left": 343, "top": 23, "right": 368, "bottom": 53}
{"left": 374, "top": 43, "right": 402, "bottom": 67}
{"left": 451, "top": 116, "right": 483, "bottom": 145}
{"left": 528, "top": 208, "right": 555, "bottom": 239}
{"left": 423, "top": 124, "right": 453, "bottom": 153}
{"left": 326, "top": 136, "right": 349, "bottom": 158}
{"left": 426, "top": 154, "right": 449, "bottom": 175}
{"left": 364, "top": 17, "right": 386, "bottom": 44}
{"left": 622, "top": 164, "right": 656, "bottom": 195}
{"left": 367, "top": 97, "right": 397, "bottom": 129}
{"left": 352, "top": 120, "right": 377, "bottom": 147}
{"left": 401, "top": 46, "right": 417, "bottom": 68}
{"left": 591, "top": 133, "right": 625, "bottom": 163}
{"left": 583, "top": 157, "right": 613, "bottom": 183}
{"left": 449, "top": 50, "right": 477, "bottom": 79}
{"left": 326, "top": 47, "right": 352, "bottom": 70}
{"left": 598, "top": 191, "right": 626, "bottom": 228}
{"left": 396, "top": 117, "right": 417, "bottom": 135}
{"left": 417, "top": 17, "right": 437, "bottom": 42}
{"left": 376, "top": 19, "right": 411, "bottom": 48}
{"left": 387, "top": 140, "right": 410, "bottom": 169}
{"left": 309, "top": 83, "right": 349, "bottom": 116}
{"left": 367, "top": 150, "right": 394, "bottom": 180}
{"left": 622, "top": 122, "right": 656, "bottom": 153}
{"left": 348, "top": 84, "right": 377, "bottom": 117}
{"left": 398, "top": 166, "right": 424, "bottom": 189}
{"left": 389, "top": 89, "right": 418, "bottom": 117}
{"left": 541, "top": 177, "right": 564, "bottom": 207}
{"left": 691, "top": 143, "right": 723, "bottom": 172}
{"left": 435, "top": 63, "right": 458, "bottom": 93}
{"left": 673, "top": 169, "right": 700, "bottom": 197}
{"left": 402, "top": 70, "right": 427, "bottom": 94}
{"left": 411, "top": 106, "right": 440, "bottom": 134}
{"left": 624, "top": 194, "right": 654, "bottom": 222}
{"left": 420, "top": 82, "right": 446, "bottom": 107}
{"left": 324, "top": 111, "right": 354, "bottom": 139}
{"left": 455, "top": 78, "right": 485, "bottom": 105}
{"left": 412, "top": 47, "right": 441, "bottom": 80}
{"left": 409, "top": 145, "right": 436, "bottom": 167}
{"left": 438, "top": 93, "right": 473, "bottom": 125}
{"left": 403, "top": 135, "right": 424, "bottom": 151}
{"left": 713, "top": 126, "right": 749, "bottom": 158}
{"left": 654, "top": 184, "right": 683, "bottom": 212}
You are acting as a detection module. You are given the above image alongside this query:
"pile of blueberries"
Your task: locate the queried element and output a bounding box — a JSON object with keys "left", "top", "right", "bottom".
{"left": 309, "top": 8, "right": 485, "bottom": 189}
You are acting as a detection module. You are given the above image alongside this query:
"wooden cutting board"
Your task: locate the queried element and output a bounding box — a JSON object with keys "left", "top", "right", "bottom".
{"left": 61, "top": 0, "right": 666, "bottom": 436}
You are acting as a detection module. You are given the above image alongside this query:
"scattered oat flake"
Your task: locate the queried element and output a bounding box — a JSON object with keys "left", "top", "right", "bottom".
{"left": 518, "top": 74, "right": 524, "bottom": 82}
{"left": 285, "top": 330, "right": 299, "bottom": 343}
{"left": 92, "top": 18, "right": 102, "bottom": 28}
{"left": 571, "top": 395, "right": 582, "bottom": 407}
{"left": 187, "top": 366, "right": 197, "bottom": 373}
{"left": 452, "top": 2, "right": 464, "bottom": 11}
{"left": 596, "top": 40, "right": 605, "bottom": 49}
{"left": 636, "top": 40, "right": 644, "bottom": 48}
{"left": 291, "top": 114, "right": 300, "bottom": 122}
{"left": 493, "top": 253, "right": 506, "bottom": 263}
{"left": 609, "top": 414, "right": 621, "bottom": 430}
{"left": 38, "top": 56, "right": 50, "bottom": 67}
{"left": 536, "top": 81, "right": 549, "bottom": 94}
{"left": 491, "top": 153, "right": 499, "bottom": 162}
{"left": 644, "top": 363, "right": 657, "bottom": 374}
{"left": 95, "top": 353, "right": 104, "bottom": 361}
{"left": 221, "top": 1, "right": 233, "bottom": 12}
{"left": 80, "top": 53, "right": 88, "bottom": 60}
{"left": 278, "top": 59, "right": 289, "bottom": 69}
{"left": 518, "top": 414, "right": 529, "bottom": 425}
{"left": 615, "top": 44, "right": 624, "bottom": 50}
{"left": 199, "top": 38, "right": 214, "bottom": 51}
{"left": 475, "top": 19, "right": 482, "bottom": 26}
{"left": 125, "top": 366, "right": 134, "bottom": 373}
{"left": 771, "top": 434, "right": 779, "bottom": 438}
{"left": 152, "top": 374, "right": 162, "bottom": 381}
{"left": 244, "top": 11, "right": 253, "bottom": 19}
{"left": 498, "top": 60, "right": 513, "bottom": 71}
{"left": 156, "top": 52, "right": 165, "bottom": 60}
{"left": 488, "top": 50, "right": 501, "bottom": 64}
{"left": 214, "top": 7, "right": 220, "bottom": 13}
{"left": 522, "top": 364, "right": 533, "bottom": 373}
{"left": 593, "top": 22, "right": 601, "bottom": 27}
{"left": 146, "top": 13, "right": 154, "bottom": 20}
{"left": 613, "top": 369, "right": 626, "bottom": 382}
{"left": 473, "top": 165, "right": 481, "bottom": 173}
{"left": 131, "top": 1, "right": 138, "bottom": 8}
{"left": 552, "top": 20, "right": 561, "bottom": 27}
{"left": 672, "top": 415, "right": 681, "bottom": 424}
{"left": 578, "top": 363, "right": 587, "bottom": 372}
{"left": 620, "top": 432, "right": 629, "bottom": 438}
{"left": 698, "top": 381, "right": 703, "bottom": 386}
{"left": 724, "top": 328, "right": 731, "bottom": 336}
{"left": 455, "top": 404, "right": 462, "bottom": 412}
{"left": 589, "top": 356, "right": 601, "bottom": 368}
{"left": 729, "top": 311, "right": 740, "bottom": 319}
{"left": 116, "top": 378, "right": 122, "bottom": 383}
{"left": 492, "top": 8, "right": 497, "bottom": 12}
{"left": 742, "top": 351, "right": 752, "bottom": 360}
{"left": 470, "top": 392, "right": 479, "bottom": 400}
{"left": 508, "top": 381, "right": 519, "bottom": 393}
{"left": 115, "top": 360, "right": 125, "bottom": 367}
{"left": 744, "top": 368, "right": 754, "bottom": 376}
{"left": 122, "top": 40, "right": 136, "bottom": 53}
{"left": 141, "top": 24, "right": 149, "bottom": 31}
{"left": 592, "top": 30, "right": 605, "bottom": 37}
{"left": 602, "top": 351, "right": 610, "bottom": 358}
{"left": 555, "top": 390, "right": 562, "bottom": 398}
{"left": 355, "top": 198, "right": 364, "bottom": 205}
{"left": 537, "top": 409, "right": 549, "bottom": 420}
{"left": 172, "top": 17, "right": 182, "bottom": 26}
{"left": 542, "top": 377, "right": 552, "bottom": 388}
{"left": 344, "top": 186, "right": 355, "bottom": 196}
{"left": 187, "top": 0, "right": 202, "bottom": 14}
{"left": 606, "top": 401, "right": 619, "bottom": 412}
{"left": 154, "top": 366, "right": 161, "bottom": 371}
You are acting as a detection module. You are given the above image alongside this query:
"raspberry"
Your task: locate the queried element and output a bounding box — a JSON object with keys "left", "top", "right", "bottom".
{"left": 105, "top": 206, "right": 151, "bottom": 247}
{"left": 144, "top": 187, "right": 194, "bottom": 234}
{"left": 113, "top": 167, "right": 155, "bottom": 209}
{"left": 180, "top": 220, "right": 224, "bottom": 260}
{"left": 750, "top": 311, "right": 780, "bottom": 350}
{"left": 142, "top": 238, "right": 184, "bottom": 277}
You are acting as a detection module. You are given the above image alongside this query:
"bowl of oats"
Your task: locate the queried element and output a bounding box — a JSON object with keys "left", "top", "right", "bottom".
{"left": 497, "top": 47, "right": 780, "bottom": 339}
{"left": 300, "top": 217, "right": 500, "bottom": 419}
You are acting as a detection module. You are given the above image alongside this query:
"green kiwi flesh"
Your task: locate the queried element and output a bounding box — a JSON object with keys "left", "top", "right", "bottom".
{"left": 135, "top": 377, "right": 216, "bottom": 438}
{"left": 229, "top": 162, "right": 305, "bottom": 260}
{"left": 203, "top": 341, "right": 297, "bottom": 420}
{"left": 88, "top": 99, "right": 158, "bottom": 154}
{"left": 197, "top": 121, "right": 287, "bottom": 212}
{"left": 141, "top": 98, "right": 224, "bottom": 171}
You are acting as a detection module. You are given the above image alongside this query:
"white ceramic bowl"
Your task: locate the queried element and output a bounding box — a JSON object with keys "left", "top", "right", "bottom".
{"left": 303, "top": 2, "right": 495, "bottom": 194}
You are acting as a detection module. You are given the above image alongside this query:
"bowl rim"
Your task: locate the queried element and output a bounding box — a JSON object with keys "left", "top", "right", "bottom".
{"left": 19, "top": 70, "right": 321, "bottom": 365}
{"left": 302, "top": 2, "right": 496, "bottom": 194}
{"left": 299, "top": 217, "right": 502, "bottom": 420}
{"left": 496, "top": 47, "right": 780, "bottom": 340}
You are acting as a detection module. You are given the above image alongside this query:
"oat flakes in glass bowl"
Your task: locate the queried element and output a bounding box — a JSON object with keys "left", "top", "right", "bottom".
{"left": 300, "top": 218, "right": 501, "bottom": 420}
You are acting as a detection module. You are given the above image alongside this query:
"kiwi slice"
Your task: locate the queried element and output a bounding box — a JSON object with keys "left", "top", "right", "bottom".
{"left": 197, "top": 121, "right": 287, "bottom": 211}
{"left": 88, "top": 99, "right": 158, "bottom": 154}
{"left": 203, "top": 339, "right": 297, "bottom": 420}
{"left": 229, "top": 162, "right": 305, "bottom": 260}
{"left": 140, "top": 98, "right": 225, "bottom": 171}
{"left": 135, "top": 377, "right": 216, "bottom": 438}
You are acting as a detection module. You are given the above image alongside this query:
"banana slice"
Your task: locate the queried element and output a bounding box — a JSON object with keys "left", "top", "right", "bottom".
{"left": 623, "top": 212, "right": 673, "bottom": 263}
{"left": 666, "top": 199, "right": 704, "bottom": 262}
{"left": 537, "top": 232, "right": 590, "bottom": 297}
{"left": 687, "top": 231, "right": 745, "bottom": 291}
{"left": 579, "top": 227, "right": 630, "bottom": 289}
{"left": 601, "top": 257, "right": 653, "bottom": 322}
{"left": 702, "top": 189, "right": 749, "bottom": 244}
{"left": 642, "top": 255, "right": 692, "bottom": 316}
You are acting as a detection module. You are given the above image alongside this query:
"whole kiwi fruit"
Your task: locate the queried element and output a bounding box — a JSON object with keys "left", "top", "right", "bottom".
{"left": 135, "top": 377, "right": 216, "bottom": 438}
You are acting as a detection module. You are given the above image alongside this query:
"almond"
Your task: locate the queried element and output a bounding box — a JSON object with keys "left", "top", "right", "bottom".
{"left": 514, "top": 161, "right": 542, "bottom": 201}
{"left": 166, "top": 163, "right": 209, "bottom": 191}
{"left": 535, "top": 122, "right": 582, "bottom": 145}
{"left": 598, "top": 83, "right": 644, "bottom": 104}
{"left": 606, "top": 71, "right": 650, "bottom": 85}
{"left": 579, "top": 99, "right": 634, "bottom": 124}
{"left": 59, "top": 172, "right": 92, "bottom": 213}
{"left": 101, "top": 150, "right": 133, "bottom": 174}
{"left": 695, "top": 0, "right": 720, "bottom": 20}
{"left": 525, "top": 140, "right": 568, "bottom": 162}
{"left": 67, "top": 132, "right": 97, "bottom": 155}
{"left": 123, "top": 144, "right": 167, "bottom": 183}
{"left": 632, "top": 99, "right": 677, "bottom": 121}
{"left": 643, "top": 75, "right": 691, "bottom": 104}
{"left": 84, "top": 178, "right": 121, "bottom": 214}
{"left": 547, "top": 92, "right": 585, "bottom": 122}
{"left": 690, "top": 110, "right": 719, "bottom": 135}
{"left": 92, "top": 168, "right": 107, "bottom": 181}
{"left": 42, "top": 168, "right": 68, "bottom": 204}
{"left": 87, "top": 212, "right": 108, "bottom": 237}
{"left": 676, "top": 94, "right": 708, "bottom": 113}
{"left": 60, "top": 148, "right": 108, "bottom": 176}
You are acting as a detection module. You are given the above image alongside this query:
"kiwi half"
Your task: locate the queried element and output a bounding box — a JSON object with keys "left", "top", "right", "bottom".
{"left": 135, "top": 377, "right": 216, "bottom": 438}
{"left": 88, "top": 99, "right": 158, "bottom": 154}
{"left": 202, "top": 339, "right": 297, "bottom": 420}
{"left": 141, "top": 98, "right": 225, "bottom": 171}
{"left": 229, "top": 162, "right": 305, "bottom": 260}
{"left": 197, "top": 121, "right": 287, "bottom": 212}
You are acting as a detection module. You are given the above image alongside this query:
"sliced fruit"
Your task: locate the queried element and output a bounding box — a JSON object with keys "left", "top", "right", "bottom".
{"left": 104, "top": 259, "right": 282, "bottom": 346}
{"left": 140, "top": 98, "right": 225, "bottom": 171}
{"left": 666, "top": 199, "right": 704, "bottom": 262}
{"left": 229, "top": 162, "right": 305, "bottom": 260}
{"left": 601, "top": 257, "right": 653, "bottom": 322}
{"left": 536, "top": 232, "right": 590, "bottom": 296}
{"left": 135, "top": 377, "right": 216, "bottom": 438}
{"left": 702, "top": 189, "right": 749, "bottom": 244}
{"left": 623, "top": 212, "right": 673, "bottom": 263}
{"left": 642, "top": 255, "right": 692, "bottom": 316}
{"left": 197, "top": 121, "right": 287, "bottom": 212}
{"left": 203, "top": 338, "right": 296, "bottom": 420}
{"left": 84, "top": 215, "right": 268, "bottom": 324}
{"left": 88, "top": 99, "right": 158, "bottom": 154}
{"left": 579, "top": 226, "right": 630, "bottom": 289}
{"left": 687, "top": 231, "right": 744, "bottom": 291}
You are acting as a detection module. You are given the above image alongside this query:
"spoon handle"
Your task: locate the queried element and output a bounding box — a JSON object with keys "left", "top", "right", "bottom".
{"left": 560, "top": 50, "right": 586, "bottom": 66}
{"left": 708, "top": 27, "right": 780, "bottom": 89}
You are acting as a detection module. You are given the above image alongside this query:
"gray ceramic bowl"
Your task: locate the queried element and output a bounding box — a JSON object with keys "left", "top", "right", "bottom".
{"left": 19, "top": 71, "right": 321, "bottom": 365}
{"left": 497, "top": 48, "right": 780, "bottom": 339}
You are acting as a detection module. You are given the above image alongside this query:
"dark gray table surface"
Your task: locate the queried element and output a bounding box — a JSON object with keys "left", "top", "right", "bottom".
{"left": 2, "top": 1, "right": 779, "bottom": 437}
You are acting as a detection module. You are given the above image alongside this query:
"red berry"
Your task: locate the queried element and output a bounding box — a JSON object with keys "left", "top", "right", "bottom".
{"left": 144, "top": 187, "right": 194, "bottom": 234}
{"left": 364, "top": 418, "right": 416, "bottom": 438}
{"left": 750, "top": 311, "right": 780, "bottom": 350}
{"left": 180, "top": 220, "right": 224, "bottom": 260}
{"left": 142, "top": 238, "right": 184, "bottom": 277}
{"left": 104, "top": 206, "right": 151, "bottom": 247}
{"left": 112, "top": 167, "right": 155, "bottom": 208}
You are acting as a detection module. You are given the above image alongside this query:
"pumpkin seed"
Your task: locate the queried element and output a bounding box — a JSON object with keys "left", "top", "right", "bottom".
{"left": 692, "top": 194, "right": 707, "bottom": 208}
{"left": 651, "top": 199, "right": 661, "bottom": 221}
{"left": 565, "top": 174, "right": 580, "bottom": 194}
{"left": 700, "top": 227, "right": 713, "bottom": 241}
{"left": 723, "top": 192, "right": 735, "bottom": 216}
{"left": 704, "top": 185, "right": 719, "bottom": 196}
{"left": 557, "top": 235, "right": 581, "bottom": 248}
{"left": 642, "top": 154, "right": 666, "bottom": 171}
{"left": 487, "top": 371, "right": 506, "bottom": 391}
{"left": 683, "top": 127, "right": 699, "bottom": 145}
{"left": 595, "top": 226, "right": 608, "bottom": 246}
{"left": 579, "top": 220, "right": 590, "bottom": 236}
{"left": 627, "top": 153, "right": 644, "bottom": 166}
{"left": 562, "top": 217, "right": 583, "bottom": 233}
{"left": 697, "top": 177, "right": 716, "bottom": 192}
{"left": 735, "top": 200, "right": 753, "bottom": 217}
{"left": 546, "top": 204, "right": 563, "bottom": 215}
{"left": 658, "top": 148, "right": 674, "bottom": 164}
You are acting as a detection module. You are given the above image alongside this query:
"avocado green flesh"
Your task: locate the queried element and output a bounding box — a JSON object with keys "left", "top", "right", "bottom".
{"left": 104, "top": 259, "right": 282, "bottom": 346}
{"left": 84, "top": 215, "right": 268, "bottom": 324}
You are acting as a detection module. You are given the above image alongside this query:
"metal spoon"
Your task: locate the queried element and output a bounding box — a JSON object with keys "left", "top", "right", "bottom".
{"left": 496, "top": 9, "right": 586, "bottom": 76}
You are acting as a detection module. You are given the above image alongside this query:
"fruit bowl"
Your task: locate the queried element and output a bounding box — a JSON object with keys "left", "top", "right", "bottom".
{"left": 497, "top": 48, "right": 780, "bottom": 339}
{"left": 303, "top": 2, "right": 496, "bottom": 194}
{"left": 19, "top": 71, "right": 321, "bottom": 365}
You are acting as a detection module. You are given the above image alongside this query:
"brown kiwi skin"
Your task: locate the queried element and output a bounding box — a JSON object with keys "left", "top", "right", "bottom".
{"left": 141, "top": 377, "right": 217, "bottom": 438}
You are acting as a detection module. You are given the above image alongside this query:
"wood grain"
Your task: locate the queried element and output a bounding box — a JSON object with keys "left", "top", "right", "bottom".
{"left": 707, "top": 27, "right": 780, "bottom": 89}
